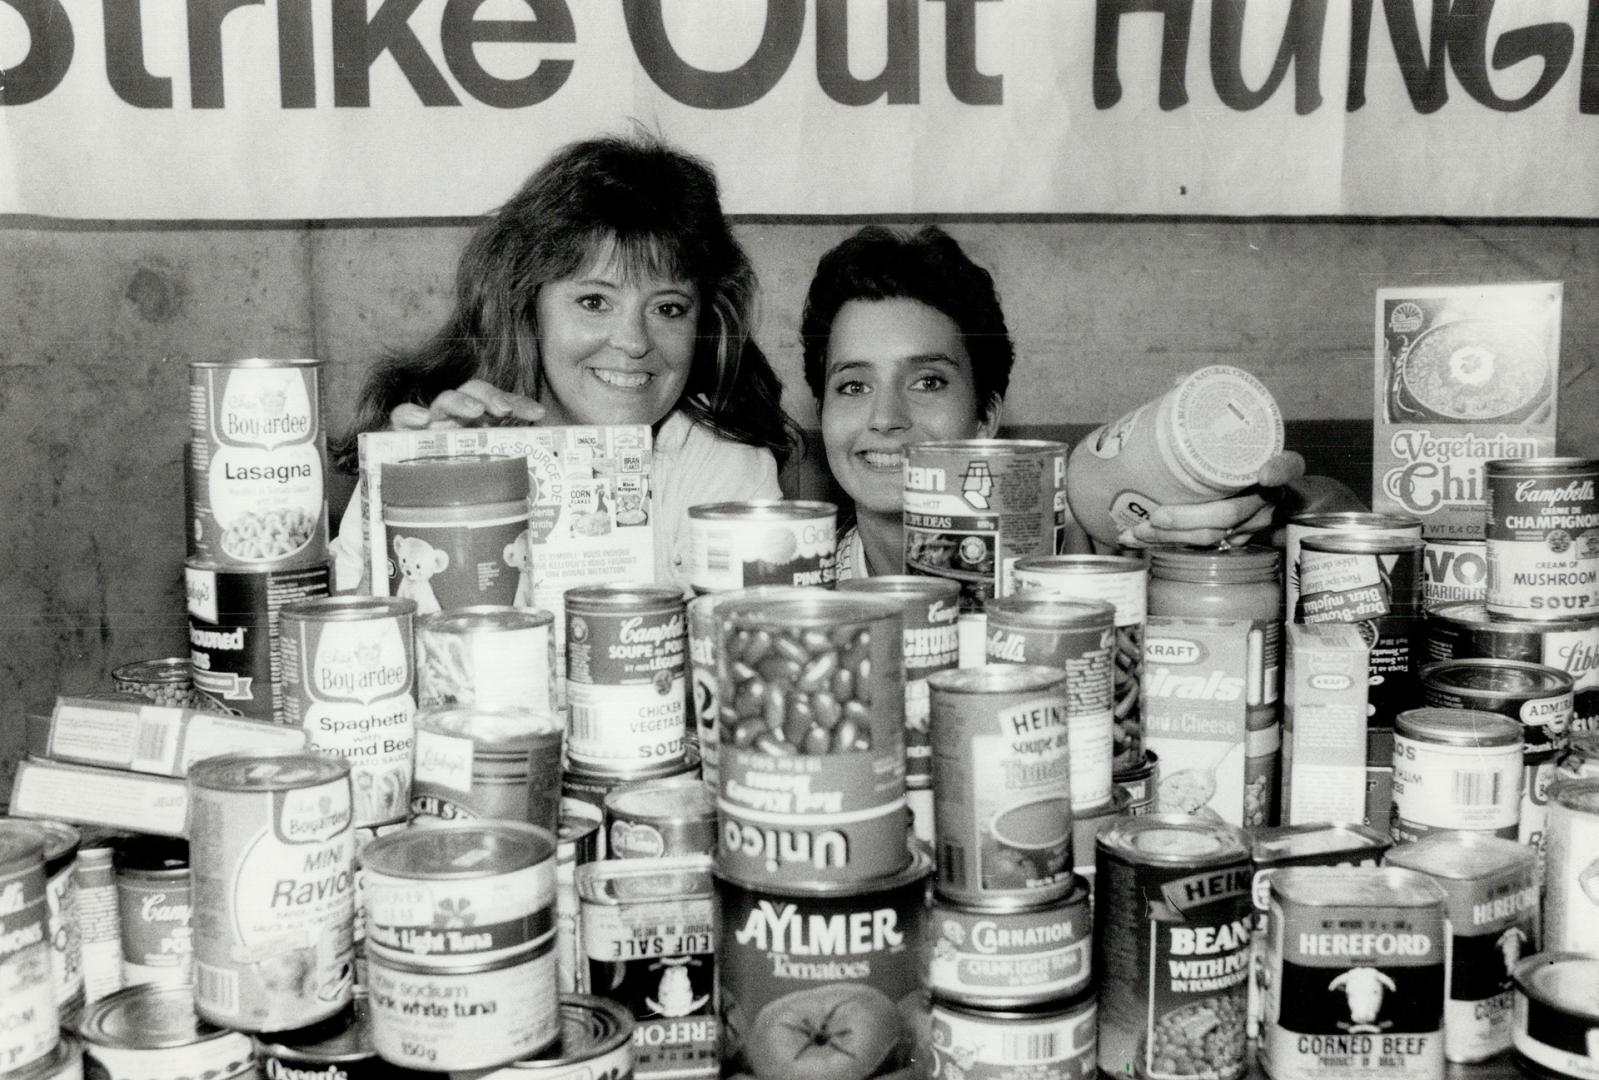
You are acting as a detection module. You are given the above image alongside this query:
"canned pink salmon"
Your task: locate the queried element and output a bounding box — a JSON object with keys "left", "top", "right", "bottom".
{"left": 929, "top": 665, "right": 1074, "bottom": 903}
{"left": 78, "top": 983, "right": 254, "bottom": 1080}
{"left": 453, "top": 993, "right": 635, "bottom": 1079}
{"left": 1425, "top": 602, "right": 1599, "bottom": 733}
{"left": 1391, "top": 707, "right": 1522, "bottom": 843}
{"left": 928, "top": 878, "right": 1092, "bottom": 1006}
{"left": 687, "top": 499, "right": 837, "bottom": 594}
{"left": 1423, "top": 539, "right": 1487, "bottom": 611}
{"left": 564, "top": 585, "right": 687, "bottom": 775}
{"left": 187, "top": 751, "right": 355, "bottom": 1032}
{"left": 602, "top": 776, "right": 716, "bottom": 859}
{"left": 1511, "top": 953, "right": 1599, "bottom": 1080}
{"left": 410, "top": 706, "right": 564, "bottom": 834}
{"left": 904, "top": 439, "right": 1071, "bottom": 612}
{"left": 112, "top": 836, "right": 190, "bottom": 989}
{"left": 0, "top": 832, "right": 56, "bottom": 1073}
{"left": 280, "top": 595, "right": 417, "bottom": 828}
{"left": 930, "top": 994, "right": 1096, "bottom": 1080}
{"left": 382, "top": 454, "right": 531, "bottom": 612}
{"left": 1284, "top": 510, "right": 1421, "bottom": 621}
{"left": 188, "top": 357, "right": 328, "bottom": 570}
{"left": 416, "top": 607, "right": 557, "bottom": 720}
{"left": 1544, "top": 778, "right": 1599, "bottom": 955}
{"left": 1486, "top": 457, "right": 1599, "bottom": 621}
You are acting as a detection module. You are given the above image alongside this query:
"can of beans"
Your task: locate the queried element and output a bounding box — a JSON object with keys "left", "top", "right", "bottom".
{"left": 716, "top": 591, "right": 906, "bottom": 887}
{"left": 687, "top": 499, "right": 838, "bottom": 594}
{"left": 717, "top": 845, "right": 933, "bottom": 1080}
{"left": 561, "top": 748, "right": 700, "bottom": 818}
{"left": 187, "top": 751, "right": 355, "bottom": 1032}
{"left": 1423, "top": 539, "right": 1488, "bottom": 611}
{"left": 577, "top": 856, "right": 717, "bottom": 1077}
{"left": 112, "top": 836, "right": 190, "bottom": 989}
{"left": 555, "top": 799, "right": 602, "bottom": 994}
{"left": 78, "top": 983, "right": 254, "bottom": 1080}
{"left": 1285, "top": 510, "right": 1422, "bottom": 621}
{"left": 416, "top": 607, "right": 558, "bottom": 720}
{"left": 5, "top": 1037, "right": 79, "bottom": 1080}
{"left": 1094, "top": 815, "right": 1252, "bottom": 1080}
{"left": 110, "top": 657, "right": 205, "bottom": 711}
{"left": 1544, "top": 777, "right": 1599, "bottom": 955}
{"left": 254, "top": 993, "right": 436, "bottom": 1079}
{"left": 1511, "top": 953, "right": 1599, "bottom": 1080}
{"left": 1390, "top": 707, "right": 1523, "bottom": 843}
{"left": 0, "top": 832, "right": 57, "bottom": 1074}
{"left": 929, "top": 993, "right": 1096, "bottom": 1080}
{"left": 1259, "top": 866, "right": 1446, "bottom": 1080}
{"left": 0, "top": 819, "right": 82, "bottom": 1025}
{"left": 410, "top": 706, "right": 564, "bottom": 834}
{"left": 73, "top": 837, "right": 122, "bottom": 1008}
{"left": 1486, "top": 457, "right": 1599, "bottom": 621}
{"left": 1115, "top": 751, "right": 1159, "bottom": 815}
{"left": 188, "top": 357, "right": 328, "bottom": 570}
{"left": 927, "top": 878, "right": 1092, "bottom": 1006}
{"left": 1012, "top": 553, "right": 1149, "bottom": 770}
{"left": 457, "top": 993, "right": 636, "bottom": 1080}
{"left": 280, "top": 595, "right": 417, "bottom": 827}
{"left": 603, "top": 776, "right": 716, "bottom": 859}
{"left": 984, "top": 596, "right": 1117, "bottom": 811}
{"left": 929, "top": 665, "right": 1075, "bottom": 903}
{"left": 1425, "top": 602, "right": 1599, "bottom": 734}
{"left": 903, "top": 439, "right": 1072, "bottom": 613}
{"left": 564, "top": 585, "right": 688, "bottom": 775}
{"left": 837, "top": 575, "right": 962, "bottom": 786}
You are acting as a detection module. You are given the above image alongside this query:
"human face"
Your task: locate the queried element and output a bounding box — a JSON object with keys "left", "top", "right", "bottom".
{"left": 820, "top": 298, "right": 997, "bottom": 516}
{"left": 533, "top": 246, "right": 699, "bottom": 428}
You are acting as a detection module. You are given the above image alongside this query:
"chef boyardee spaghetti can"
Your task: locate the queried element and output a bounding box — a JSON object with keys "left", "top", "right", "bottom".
{"left": 603, "top": 776, "right": 716, "bottom": 859}
{"left": 930, "top": 665, "right": 1075, "bottom": 903}
{"left": 1425, "top": 601, "right": 1599, "bottom": 734}
{"left": 1512, "top": 953, "right": 1599, "bottom": 1080}
{"left": 929, "top": 993, "right": 1096, "bottom": 1080}
{"left": 1391, "top": 707, "right": 1523, "bottom": 843}
{"left": 416, "top": 606, "right": 557, "bottom": 720}
{"left": 837, "top": 575, "right": 961, "bottom": 786}
{"left": 187, "top": 751, "right": 355, "bottom": 1032}
{"left": 903, "top": 439, "right": 1071, "bottom": 613}
{"left": 0, "top": 833, "right": 57, "bottom": 1074}
{"left": 1259, "top": 866, "right": 1446, "bottom": 1080}
{"left": 927, "top": 877, "right": 1092, "bottom": 1007}
{"left": 462, "top": 993, "right": 635, "bottom": 1079}
{"left": 1285, "top": 510, "right": 1422, "bottom": 623}
{"left": 564, "top": 584, "right": 688, "bottom": 775}
{"left": 1423, "top": 539, "right": 1487, "bottom": 611}
{"left": 687, "top": 499, "right": 837, "bottom": 594}
{"left": 188, "top": 357, "right": 328, "bottom": 570}
{"left": 1486, "top": 457, "right": 1599, "bottom": 621}
{"left": 984, "top": 597, "right": 1116, "bottom": 810}
{"left": 280, "top": 595, "right": 417, "bottom": 828}
{"left": 1094, "top": 815, "right": 1252, "bottom": 1080}
{"left": 1544, "top": 778, "right": 1599, "bottom": 956}
{"left": 78, "top": 984, "right": 254, "bottom": 1080}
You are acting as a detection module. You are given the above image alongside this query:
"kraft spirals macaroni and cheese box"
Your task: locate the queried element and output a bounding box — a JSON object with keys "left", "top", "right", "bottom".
{"left": 1372, "top": 283, "right": 1561, "bottom": 540}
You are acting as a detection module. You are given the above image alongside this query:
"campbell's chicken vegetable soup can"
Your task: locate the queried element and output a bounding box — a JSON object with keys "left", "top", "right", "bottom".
{"left": 1485, "top": 457, "right": 1599, "bottom": 621}
{"left": 188, "top": 358, "right": 327, "bottom": 570}
{"left": 1425, "top": 601, "right": 1599, "bottom": 733}
{"left": 687, "top": 500, "right": 837, "bottom": 593}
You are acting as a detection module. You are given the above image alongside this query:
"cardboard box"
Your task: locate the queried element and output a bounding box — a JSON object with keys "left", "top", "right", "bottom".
{"left": 29, "top": 696, "right": 307, "bottom": 776}
{"left": 11, "top": 759, "right": 188, "bottom": 837}
{"left": 1282, "top": 623, "right": 1370, "bottom": 824}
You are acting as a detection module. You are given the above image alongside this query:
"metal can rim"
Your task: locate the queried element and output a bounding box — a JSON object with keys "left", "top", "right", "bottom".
{"left": 1395, "top": 707, "right": 1523, "bottom": 746}
{"left": 416, "top": 605, "right": 555, "bottom": 634}
{"left": 563, "top": 583, "right": 685, "bottom": 612}
{"left": 281, "top": 594, "right": 417, "bottom": 622}
{"left": 1511, "top": 952, "right": 1599, "bottom": 1022}
{"left": 1420, "top": 658, "right": 1576, "bottom": 700}
{"left": 79, "top": 984, "right": 243, "bottom": 1051}
{"left": 362, "top": 820, "right": 555, "bottom": 881}
{"left": 687, "top": 499, "right": 837, "bottom": 521}
{"left": 1096, "top": 813, "right": 1250, "bottom": 864}
{"left": 712, "top": 842, "right": 933, "bottom": 898}
{"left": 1013, "top": 553, "right": 1148, "bottom": 576}
{"left": 186, "top": 749, "right": 349, "bottom": 791}
{"left": 576, "top": 852, "right": 715, "bottom": 904}
{"left": 929, "top": 986, "right": 1097, "bottom": 1022}
{"left": 926, "top": 664, "right": 1067, "bottom": 696}
{"left": 932, "top": 873, "right": 1090, "bottom": 916}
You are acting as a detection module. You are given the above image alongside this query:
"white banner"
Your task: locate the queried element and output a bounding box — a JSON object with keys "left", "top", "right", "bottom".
{"left": 2, "top": 0, "right": 1596, "bottom": 219}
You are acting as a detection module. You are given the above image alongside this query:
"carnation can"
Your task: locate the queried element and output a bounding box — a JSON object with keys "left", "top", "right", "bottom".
{"left": 929, "top": 993, "right": 1096, "bottom": 1080}
{"left": 1512, "top": 953, "right": 1599, "bottom": 1080}
{"left": 564, "top": 585, "right": 688, "bottom": 775}
{"left": 416, "top": 606, "right": 557, "bottom": 720}
{"left": 687, "top": 500, "right": 837, "bottom": 594}
{"left": 1390, "top": 706, "right": 1523, "bottom": 843}
{"left": 78, "top": 983, "right": 254, "bottom": 1080}
{"left": 1485, "top": 457, "right": 1599, "bottom": 621}
{"left": 1543, "top": 778, "right": 1599, "bottom": 955}
{"left": 603, "top": 777, "right": 716, "bottom": 860}
{"left": 927, "top": 878, "right": 1092, "bottom": 1006}
{"left": 0, "top": 832, "right": 57, "bottom": 1074}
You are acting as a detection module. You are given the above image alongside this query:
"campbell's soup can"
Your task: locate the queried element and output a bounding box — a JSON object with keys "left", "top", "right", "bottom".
{"left": 0, "top": 832, "right": 58, "bottom": 1074}
{"left": 687, "top": 499, "right": 837, "bottom": 593}
{"left": 187, "top": 357, "right": 328, "bottom": 570}
{"left": 1544, "top": 778, "right": 1599, "bottom": 955}
{"left": 903, "top": 439, "right": 1071, "bottom": 613}
{"left": 1285, "top": 510, "right": 1422, "bottom": 621}
{"left": 1485, "top": 457, "right": 1599, "bottom": 621}
{"left": 1425, "top": 601, "right": 1599, "bottom": 734}
{"left": 927, "top": 878, "right": 1093, "bottom": 1007}
{"left": 280, "top": 595, "right": 417, "bottom": 828}
{"left": 187, "top": 751, "right": 355, "bottom": 1032}
{"left": 930, "top": 994, "right": 1097, "bottom": 1080}
{"left": 0, "top": 818, "right": 83, "bottom": 1024}
{"left": 1423, "top": 539, "right": 1488, "bottom": 611}
{"left": 416, "top": 606, "right": 557, "bottom": 720}
{"left": 112, "top": 836, "right": 191, "bottom": 989}
{"left": 564, "top": 584, "right": 688, "bottom": 774}
{"left": 1390, "top": 707, "right": 1523, "bottom": 843}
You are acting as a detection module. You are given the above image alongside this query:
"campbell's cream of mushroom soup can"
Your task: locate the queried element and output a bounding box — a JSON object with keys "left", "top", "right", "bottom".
{"left": 1485, "top": 457, "right": 1599, "bottom": 621}
{"left": 188, "top": 358, "right": 328, "bottom": 570}
{"left": 1261, "top": 866, "right": 1446, "bottom": 1080}
{"left": 187, "top": 752, "right": 355, "bottom": 1032}
{"left": 687, "top": 500, "right": 837, "bottom": 593}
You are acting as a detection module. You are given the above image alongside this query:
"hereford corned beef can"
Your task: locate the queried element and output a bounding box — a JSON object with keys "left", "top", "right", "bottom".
{"left": 1485, "top": 457, "right": 1599, "bottom": 621}
{"left": 927, "top": 877, "right": 1092, "bottom": 1007}
{"left": 1425, "top": 601, "right": 1599, "bottom": 733}
{"left": 716, "top": 844, "right": 933, "bottom": 1080}
{"left": 687, "top": 500, "right": 837, "bottom": 594}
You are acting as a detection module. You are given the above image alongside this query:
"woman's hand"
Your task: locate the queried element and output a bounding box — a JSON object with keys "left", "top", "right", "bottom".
{"left": 1115, "top": 451, "right": 1308, "bottom": 549}
{"left": 389, "top": 379, "right": 546, "bottom": 431}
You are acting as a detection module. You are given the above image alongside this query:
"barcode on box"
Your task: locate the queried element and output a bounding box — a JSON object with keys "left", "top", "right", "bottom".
{"left": 134, "top": 717, "right": 172, "bottom": 766}
{"left": 196, "top": 962, "right": 239, "bottom": 1015}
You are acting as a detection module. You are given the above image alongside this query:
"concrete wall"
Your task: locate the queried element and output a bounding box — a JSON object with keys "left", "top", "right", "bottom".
{"left": 3, "top": 217, "right": 1597, "bottom": 781}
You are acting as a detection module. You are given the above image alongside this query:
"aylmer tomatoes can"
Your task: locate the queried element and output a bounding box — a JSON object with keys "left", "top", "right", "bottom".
{"left": 687, "top": 500, "right": 837, "bottom": 594}
{"left": 1425, "top": 601, "right": 1599, "bottom": 733}
{"left": 927, "top": 876, "right": 1092, "bottom": 1007}
{"left": 1485, "top": 457, "right": 1599, "bottom": 621}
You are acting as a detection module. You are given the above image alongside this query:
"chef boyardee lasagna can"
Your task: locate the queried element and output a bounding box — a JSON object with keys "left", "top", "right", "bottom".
{"left": 1385, "top": 832, "right": 1540, "bottom": 1063}
{"left": 837, "top": 575, "right": 961, "bottom": 786}
{"left": 188, "top": 357, "right": 327, "bottom": 570}
{"left": 603, "top": 776, "right": 716, "bottom": 859}
{"left": 903, "top": 439, "right": 1072, "bottom": 613}
{"left": 931, "top": 994, "right": 1096, "bottom": 1080}
{"left": 1512, "top": 953, "right": 1599, "bottom": 1080}
{"left": 187, "top": 751, "right": 355, "bottom": 1033}
{"left": 462, "top": 993, "right": 636, "bottom": 1079}
{"left": 1425, "top": 601, "right": 1599, "bottom": 734}
{"left": 687, "top": 500, "right": 837, "bottom": 594}
{"left": 416, "top": 606, "right": 557, "bottom": 720}
{"left": 1390, "top": 707, "right": 1523, "bottom": 843}
{"left": 280, "top": 595, "right": 417, "bottom": 828}
{"left": 578, "top": 855, "right": 716, "bottom": 1078}
{"left": 1094, "top": 815, "right": 1252, "bottom": 1080}
{"left": 930, "top": 665, "right": 1075, "bottom": 904}
{"left": 0, "top": 833, "right": 56, "bottom": 1074}
{"left": 254, "top": 993, "right": 434, "bottom": 1080}
{"left": 927, "top": 876, "right": 1092, "bottom": 1007}
{"left": 78, "top": 983, "right": 254, "bottom": 1080}
{"left": 1423, "top": 539, "right": 1487, "bottom": 611}
{"left": 564, "top": 584, "right": 688, "bottom": 775}
{"left": 1486, "top": 457, "right": 1599, "bottom": 621}
{"left": 716, "top": 591, "right": 906, "bottom": 887}
{"left": 1544, "top": 778, "right": 1599, "bottom": 956}
{"left": 984, "top": 597, "right": 1116, "bottom": 811}
{"left": 717, "top": 844, "right": 933, "bottom": 1080}
{"left": 1259, "top": 866, "right": 1446, "bottom": 1080}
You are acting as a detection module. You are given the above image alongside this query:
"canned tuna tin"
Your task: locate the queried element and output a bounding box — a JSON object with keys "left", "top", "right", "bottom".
{"left": 1284, "top": 510, "right": 1422, "bottom": 622}
{"left": 411, "top": 706, "right": 564, "bottom": 834}
{"left": 577, "top": 856, "right": 717, "bottom": 1078}
{"left": 187, "top": 560, "right": 333, "bottom": 721}
{"left": 0, "top": 832, "right": 57, "bottom": 1073}
{"left": 930, "top": 994, "right": 1096, "bottom": 1080}
{"left": 927, "top": 877, "right": 1092, "bottom": 1006}
{"left": 255, "top": 993, "right": 435, "bottom": 1079}
{"left": 904, "top": 439, "right": 1070, "bottom": 612}
{"left": 78, "top": 984, "right": 254, "bottom": 1080}
{"left": 280, "top": 595, "right": 417, "bottom": 828}
{"left": 112, "top": 836, "right": 191, "bottom": 989}
{"left": 1390, "top": 707, "right": 1522, "bottom": 843}
{"left": 1259, "top": 866, "right": 1446, "bottom": 1080}
{"left": 716, "top": 591, "right": 906, "bottom": 886}
{"left": 1094, "top": 815, "right": 1252, "bottom": 1080}
{"left": 454, "top": 993, "right": 636, "bottom": 1080}
{"left": 416, "top": 606, "right": 557, "bottom": 719}
{"left": 555, "top": 800, "right": 603, "bottom": 993}
{"left": 717, "top": 845, "right": 933, "bottom": 1080}
{"left": 188, "top": 357, "right": 328, "bottom": 570}
{"left": 187, "top": 751, "right": 355, "bottom": 1032}
{"left": 930, "top": 665, "right": 1074, "bottom": 903}
{"left": 1425, "top": 602, "right": 1599, "bottom": 733}
{"left": 687, "top": 499, "right": 837, "bottom": 593}
{"left": 603, "top": 777, "right": 716, "bottom": 859}
{"left": 1423, "top": 539, "right": 1487, "bottom": 611}
{"left": 564, "top": 585, "right": 688, "bottom": 775}
{"left": 1544, "top": 778, "right": 1599, "bottom": 955}
{"left": 0, "top": 819, "right": 82, "bottom": 1023}
{"left": 1512, "top": 953, "right": 1599, "bottom": 1080}
{"left": 1486, "top": 457, "right": 1599, "bottom": 621}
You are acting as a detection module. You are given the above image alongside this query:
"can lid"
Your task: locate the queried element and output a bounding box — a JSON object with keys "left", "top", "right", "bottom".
{"left": 1148, "top": 545, "right": 1281, "bottom": 583}
{"left": 983, "top": 595, "right": 1116, "bottom": 630}
{"left": 578, "top": 852, "right": 715, "bottom": 904}
{"left": 720, "top": 590, "right": 901, "bottom": 630}
{"left": 416, "top": 705, "right": 564, "bottom": 742}
{"left": 835, "top": 575, "right": 964, "bottom": 601}
{"left": 504, "top": 994, "right": 635, "bottom": 1073}
{"left": 1384, "top": 831, "right": 1535, "bottom": 880}
{"left": 1249, "top": 823, "right": 1389, "bottom": 867}
{"left": 1289, "top": 510, "right": 1422, "bottom": 532}
{"left": 1421, "top": 658, "right": 1575, "bottom": 699}
{"left": 417, "top": 605, "right": 554, "bottom": 635}
{"left": 687, "top": 499, "right": 837, "bottom": 521}
{"left": 603, "top": 776, "right": 714, "bottom": 824}
{"left": 904, "top": 438, "right": 1071, "bottom": 457}
{"left": 1551, "top": 776, "right": 1599, "bottom": 813}
{"left": 1485, "top": 456, "right": 1599, "bottom": 477}
{"left": 1512, "top": 954, "right": 1599, "bottom": 1020}
{"left": 111, "top": 657, "right": 192, "bottom": 686}
{"left": 382, "top": 453, "right": 529, "bottom": 508}
{"left": 926, "top": 663, "right": 1066, "bottom": 696}
{"left": 80, "top": 984, "right": 248, "bottom": 1052}
{"left": 563, "top": 583, "right": 685, "bottom": 612}
{"left": 1012, "top": 554, "right": 1148, "bottom": 577}
{"left": 1269, "top": 864, "right": 1446, "bottom": 907}
{"left": 0, "top": 818, "right": 81, "bottom": 874}
{"left": 281, "top": 594, "right": 417, "bottom": 621}
{"left": 112, "top": 834, "right": 189, "bottom": 874}
{"left": 187, "top": 750, "right": 350, "bottom": 791}
{"left": 1166, "top": 365, "right": 1285, "bottom": 490}
{"left": 1395, "top": 707, "right": 1522, "bottom": 746}
{"left": 1300, "top": 534, "right": 1426, "bottom": 556}
{"left": 1097, "top": 813, "right": 1250, "bottom": 864}
{"left": 0, "top": 831, "right": 46, "bottom": 876}
{"left": 363, "top": 820, "right": 555, "bottom": 880}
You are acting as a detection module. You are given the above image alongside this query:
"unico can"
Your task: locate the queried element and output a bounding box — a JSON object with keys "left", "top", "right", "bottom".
{"left": 1093, "top": 815, "right": 1252, "bottom": 1080}
{"left": 280, "top": 595, "right": 417, "bottom": 828}
{"left": 1391, "top": 707, "right": 1523, "bottom": 843}
{"left": 0, "top": 833, "right": 57, "bottom": 1074}
{"left": 903, "top": 439, "right": 1071, "bottom": 612}
{"left": 187, "top": 752, "right": 355, "bottom": 1032}
{"left": 1544, "top": 778, "right": 1599, "bottom": 955}
{"left": 929, "top": 665, "right": 1074, "bottom": 903}
{"left": 1485, "top": 457, "right": 1599, "bottom": 621}
{"left": 686, "top": 499, "right": 837, "bottom": 593}
{"left": 927, "top": 878, "right": 1092, "bottom": 1006}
